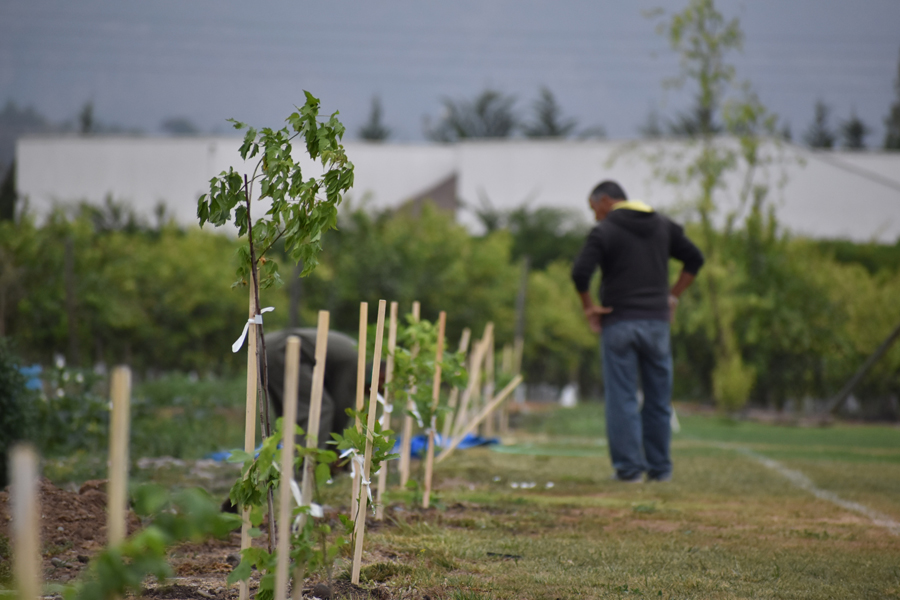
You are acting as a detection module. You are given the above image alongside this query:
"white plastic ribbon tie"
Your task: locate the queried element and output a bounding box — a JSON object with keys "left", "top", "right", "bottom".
{"left": 376, "top": 393, "right": 393, "bottom": 427}
{"left": 232, "top": 307, "right": 275, "bottom": 353}
{"left": 289, "top": 478, "right": 302, "bottom": 503}
{"left": 422, "top": 415, "right": 438, "bottom": 439}
{"left": 342, "top": 448, "right": 374, "bottom": 506}
{"left": 274, "top": 460, "right": 324, "bottom": 532}
{"left": 410, "top": 404, "right": 424, "bottom": 428}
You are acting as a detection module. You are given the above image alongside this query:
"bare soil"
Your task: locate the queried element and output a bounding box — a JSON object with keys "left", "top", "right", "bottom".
{"left": 0, "top": 479, "right": 142, "bottom": 583}
{"left": 0, "top": 480, "right": 417, "bottom": 600}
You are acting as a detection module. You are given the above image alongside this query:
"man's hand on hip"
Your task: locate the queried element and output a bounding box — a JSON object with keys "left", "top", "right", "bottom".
{"left": 668, "top": 294, "right": 679, "bottom": 323}
{"left": 584, "top": 305, "right": 613, "bottom": 334}
{"left": 578, "top": 291, "right": 613, "bottom": 333}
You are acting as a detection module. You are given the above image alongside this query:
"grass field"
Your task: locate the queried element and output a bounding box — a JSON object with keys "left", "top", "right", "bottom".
{"left": 39, "top": 401, "right": 900, "bottom": 599}
{"left": 355, "top": 405, "right": 900, "bottom": 599}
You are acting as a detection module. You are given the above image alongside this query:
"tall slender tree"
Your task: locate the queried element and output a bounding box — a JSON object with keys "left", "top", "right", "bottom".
{"left": 639, "top": 0, "right": 786, "bottom": 411}
{"left": 840, "top": 111, "right": 870, "bottom": 149}
{"left": 638, "top": 108, "right": 664, "bottom": 138}
{"left": 523, "top": 86, "right": 577, "bottom": 138}
{"left": 803, "top": 101, "right": 836, "bottom": 148}
{"left": 0, "top": 161, "right": 15, "bottom": 222}
{"left": 884, "top": 48, "right": 900, "bottom": 150}
{"left": 358, "top": 96, "right": 391, "bottom": 141}
{"left": 79, "top": 102, "right": 94, "bottom": 135}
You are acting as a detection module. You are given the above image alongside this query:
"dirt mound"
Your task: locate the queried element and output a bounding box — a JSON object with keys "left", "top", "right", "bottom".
{"left": 0, "top": 478, "right": 140, "bottom": 581}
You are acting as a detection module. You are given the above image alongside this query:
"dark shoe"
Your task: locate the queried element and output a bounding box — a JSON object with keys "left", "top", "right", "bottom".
{"left": 647, "top": 472, "right": 672, "bottom": 482}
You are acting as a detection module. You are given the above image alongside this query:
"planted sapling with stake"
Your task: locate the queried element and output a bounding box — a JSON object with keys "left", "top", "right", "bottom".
{"left": 227, "top": 417, "right": 349, "bottom": 598}
{"left": 197, "top": 93, "right": 353, "bottom": 575}
{"left": 388, "top": 315, "right": 467, "bottom": 500}
{"left": 330, "top": 408, "right": 397, "bottom": 519}
{"left": 197, "top": 91, "right": 354, "bottom": 435}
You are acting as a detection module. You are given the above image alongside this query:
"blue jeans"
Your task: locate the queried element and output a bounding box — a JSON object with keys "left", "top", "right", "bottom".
{"left": 601, "top": 319, "right": 673, "bottom": 480}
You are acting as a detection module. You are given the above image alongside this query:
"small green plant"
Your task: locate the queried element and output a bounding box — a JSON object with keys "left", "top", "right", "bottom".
{"left": 387, "top": 315, "right": 467, "bottom": 501}
{"left": 331, "top": 408, "right": 398, "bottom": 517}
{"left": 389, "top": 315, "right": 468, "bottom": 439}
{"left": 226, "top": 415, "right": 395, "bottom": 597}
{"left": 62, "top": 485, "right": 241, "bottom": 600}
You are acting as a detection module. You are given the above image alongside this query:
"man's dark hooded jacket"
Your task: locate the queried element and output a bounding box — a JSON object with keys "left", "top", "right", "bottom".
{"left": 571, "top": 206, "right": 704, "bottom": 326}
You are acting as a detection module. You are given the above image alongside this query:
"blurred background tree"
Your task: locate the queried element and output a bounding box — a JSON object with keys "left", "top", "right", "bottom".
{"left": 840, "top": 111, "right": 870, "bottom": 149}
{"left": 425, "top": 89, "right": 517, "bottom": 141}
{"left": 803, "top": 100, "right": 836, "bottom": 148}
{"left": 358, "top": 96, "right": 391, "bottom": 141}
{"left": 523, "top": 87, "right": 577, "bottom": 138}
{"left": 160, "top": 116, "right": 201, "bottom": 136}
{"left": 884, "top": 48, "right": 900, "bottom": 150}
{"left": 1, "top": 194, "right": 898, "bottom": 418}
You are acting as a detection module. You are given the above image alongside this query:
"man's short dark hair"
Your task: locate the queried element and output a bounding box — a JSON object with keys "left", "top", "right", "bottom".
{"left": 590, "top": 180, "right": 627, "bottom": 201}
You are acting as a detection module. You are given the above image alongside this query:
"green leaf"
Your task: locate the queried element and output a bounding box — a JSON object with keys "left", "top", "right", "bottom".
{"left": 226, "top": 450, "right": 252, "bottom": 464}
{"left": 131, "top": 484, "right": 168, "bottom": 516}
{"left": 315, "top": 463, "right": 331, "bottom": 488}
{"left": 226, "top": 557, "right": 252, "bottom": 585}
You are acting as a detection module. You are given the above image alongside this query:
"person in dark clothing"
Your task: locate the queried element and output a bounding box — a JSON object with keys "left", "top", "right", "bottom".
{"left": 571, "top": 180, "right": 704, "bottom": 483}
{"left": 265, "top": 328, "right": 359, "bottom": 450}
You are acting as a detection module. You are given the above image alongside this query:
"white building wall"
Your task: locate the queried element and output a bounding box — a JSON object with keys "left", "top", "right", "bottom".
{"left": 15, "top": 136, "right": 900, "bottom": 242}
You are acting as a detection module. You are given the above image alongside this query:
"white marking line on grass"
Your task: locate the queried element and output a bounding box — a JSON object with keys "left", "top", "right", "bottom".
{"left": 733, "top": 446, "right": 900, "bottom": 536}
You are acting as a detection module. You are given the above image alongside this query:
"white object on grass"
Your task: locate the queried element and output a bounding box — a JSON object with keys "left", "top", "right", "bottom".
{"left": 559, "top": 383, "right": 578, "bottom": 408}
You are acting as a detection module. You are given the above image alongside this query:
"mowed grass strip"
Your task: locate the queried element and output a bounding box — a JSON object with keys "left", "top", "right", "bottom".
{"left": 358, "top": 405, "right": 900, "bottom": 599}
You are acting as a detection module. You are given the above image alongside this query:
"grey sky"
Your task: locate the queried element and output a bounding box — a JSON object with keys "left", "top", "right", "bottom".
{"left": 2, "top": 0, "right": 899, "bottom": 143}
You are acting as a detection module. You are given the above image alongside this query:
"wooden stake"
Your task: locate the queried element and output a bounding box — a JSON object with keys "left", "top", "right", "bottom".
{"left": 107, "top": 365, "right": 131, "bottom": 547}
{"left": 350, "top": 302, "right": 368, "bottom": 520}
{"left": 422, "top": 311, "right": 446, "bottom": 509}
{"left": 11, "top": 444, "right": 40, "bottom": 600}
{"left": 375, "top": 301, "right": 398, "bottom": 521}
{"left": 513, "top": 337, "right": 524, "bottom": 376}
{"left": 275, "top": 336, "right": 301, "bottom": 600}
{"left": 398, "top": 301, "right": 420, "bottom": 488}
{"left": 441, "top": 328, "right": 471, "bottom": 441}
{"left": 500, "top": 343, "right": 513, "bottom": 434}
{"left": 437, "top": 374, "right": 523, "bottom": 464}
{"left": 240, "top": 288, "right": 258, "bottom": 600}
{"left": 482, "top": 328, "right": 496, "bottom": 437}
{"left": 293, "top": 311, "right": 329, "bottom": 600}
{"left": 501, "top": 343, "right": 513, "bottom": 375}
{"left": 452, "top": 323, "right": 492, "bottom": 438}
{"left": 351, "top": 300, "right": 387, "bottom": 585}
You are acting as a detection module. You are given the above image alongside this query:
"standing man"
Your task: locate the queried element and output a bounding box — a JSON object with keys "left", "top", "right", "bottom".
{"left": 571, "top": 181, "right": 704, "bottom": 482}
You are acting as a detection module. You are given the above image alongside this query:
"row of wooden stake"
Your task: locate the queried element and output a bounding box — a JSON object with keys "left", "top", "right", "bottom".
{"left": 7, "top": 297, "right": 522, "bottom": 599}
{"left": 9, "top": 366, "right": 133, "bottom": 600}
{"left": 242, "top": 298, "right": 522, "bottom": 592}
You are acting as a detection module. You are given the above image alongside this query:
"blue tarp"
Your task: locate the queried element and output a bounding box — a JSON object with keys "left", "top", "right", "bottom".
{"left": 395, "top": 433, "right": 499, "bottom": 457}
{"left": 205, "top": 434, "right": 498, "bottom": 462}
{"left": 20, "top": 364, "right": 42, "bottom": 391}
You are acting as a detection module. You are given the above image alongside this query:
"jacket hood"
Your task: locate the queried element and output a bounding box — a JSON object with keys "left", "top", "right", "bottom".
{"left": 606, "top": 207, "right": 660, "bottom": 238}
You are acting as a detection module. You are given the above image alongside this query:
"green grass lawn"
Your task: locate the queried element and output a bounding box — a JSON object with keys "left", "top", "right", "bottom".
{"left": 356, "top": 404, "right": 900, "bottom": 599}
{"left": 39, "top": 401, "right": 900, "bottom": 599}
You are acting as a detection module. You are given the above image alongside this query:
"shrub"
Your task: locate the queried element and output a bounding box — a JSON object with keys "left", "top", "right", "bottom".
{"left": 0, "top": 338, "right": 37, "bottom": 487}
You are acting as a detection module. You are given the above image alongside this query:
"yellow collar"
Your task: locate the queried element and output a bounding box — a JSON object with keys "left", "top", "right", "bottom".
{"left": 612, "top": 200, "right": 653, "bottom": 213}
